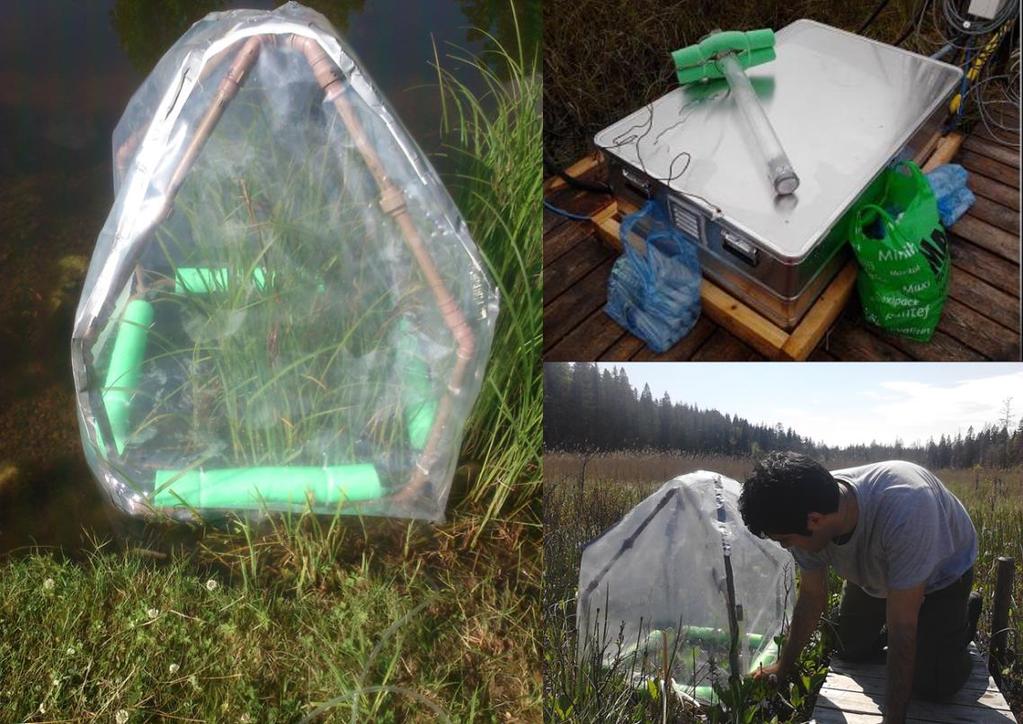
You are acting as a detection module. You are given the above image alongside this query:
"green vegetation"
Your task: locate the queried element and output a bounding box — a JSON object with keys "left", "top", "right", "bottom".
{"left": 0, "top": 513, "right": 538, "bottom": 721}
{"left": 437, "top": 16, "right": 542, "bottom": 528}
{"left": 544, "top": 453, "right": 1023, "bottom": 722}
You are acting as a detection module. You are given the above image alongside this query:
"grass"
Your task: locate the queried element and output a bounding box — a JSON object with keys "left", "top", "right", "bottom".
{"left": 544, "top": 452, "right": 1023, "bottom": 721}
{"left": 544, "top": 0, "right": 948, "bottom": 167}
{"left": 0, "top": 513, "right": 539, "bottom": 722}
{"left": 435, "top": 15, "right": 542, "bottom": 530}
{"left": 0, "top": 13, "right": 543, "bottom": 723}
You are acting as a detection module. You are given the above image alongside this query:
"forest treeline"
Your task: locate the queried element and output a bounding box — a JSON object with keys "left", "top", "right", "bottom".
{"left": 544, "top": 363, "right": 1023, "bottom": 469}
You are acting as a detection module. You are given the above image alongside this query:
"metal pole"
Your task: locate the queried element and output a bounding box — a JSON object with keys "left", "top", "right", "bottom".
{"left": 989, "top": 556, "right": 1015, "bottom": 680}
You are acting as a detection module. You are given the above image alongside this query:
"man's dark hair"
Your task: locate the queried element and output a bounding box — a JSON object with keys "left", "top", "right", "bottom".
{"left": 739, "top": 451, "right": 840, "bottom": 538}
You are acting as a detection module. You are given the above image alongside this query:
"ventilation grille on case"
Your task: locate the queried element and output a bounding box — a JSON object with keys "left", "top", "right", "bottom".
{"left": 668, "top": 200, "right": 701, "bottom": 241}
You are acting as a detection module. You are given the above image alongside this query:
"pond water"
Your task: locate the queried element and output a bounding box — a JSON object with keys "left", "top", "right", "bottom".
{"left": 0, "top": 0, "right": 538, "bottom": 555}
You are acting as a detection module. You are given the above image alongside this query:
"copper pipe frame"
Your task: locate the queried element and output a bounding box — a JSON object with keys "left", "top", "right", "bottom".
{"left": 86, "top": 31, "right": 476, "bottom": 508}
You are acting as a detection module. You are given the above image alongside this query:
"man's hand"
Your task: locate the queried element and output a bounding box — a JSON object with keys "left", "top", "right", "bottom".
{"left": 751, "top": 660, "right": 787, "bottom": 686}
{"left": 775, "top": 567, "right": 828, "bottom": 678}
{"left": 883, "top": 583, "right": 925, "bottom": 724}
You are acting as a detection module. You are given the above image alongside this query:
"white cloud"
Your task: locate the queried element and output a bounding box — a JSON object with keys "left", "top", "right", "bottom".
{"left": 867, "top": 372, "right": 1023, "bottom": 444}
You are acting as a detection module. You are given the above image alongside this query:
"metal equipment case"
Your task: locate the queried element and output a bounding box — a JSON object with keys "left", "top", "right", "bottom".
{"left": 594, "top": 19, "right": 963, "bottom": 329}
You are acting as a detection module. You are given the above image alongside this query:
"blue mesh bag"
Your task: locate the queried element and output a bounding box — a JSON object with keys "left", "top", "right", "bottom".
{"left": 604, "top": 200, "right": 701, "bottom": 353}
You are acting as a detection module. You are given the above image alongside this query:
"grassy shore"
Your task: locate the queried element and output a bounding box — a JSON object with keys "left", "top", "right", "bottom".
{"left": 544, "top": 453, "right": 1023, "bottom": 721}
{"left": 0, "top": 19, "right": 542, "bottom": 723}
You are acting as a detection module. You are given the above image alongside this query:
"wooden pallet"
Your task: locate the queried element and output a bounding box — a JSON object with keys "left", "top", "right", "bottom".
{"left": 811, "top": 643, "right": 1017, "bottom": 723}
{"left": 576, "top": 133, "right": 966, "bottom": 362}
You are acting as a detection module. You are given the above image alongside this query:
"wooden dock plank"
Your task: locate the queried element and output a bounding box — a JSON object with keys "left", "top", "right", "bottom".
{"left": 950, "top": 215, "right": 1020, "bottom": 264}
{"left": 545, "top": 307, "right": 627, "bottom": 361}
{"left": 629, "top": 316, "right": 718, "bottom": 361}
{"left": 936, "top": 298, "right": 1021, "bottom": 361}
{"left": 543, "top": 234, "right": 613, "bottom": 302}
{"left": 542, "top": 258, "right": 615, "bottom": 353}
{"left": 967, "top": 172, "right": 1021, "bottom": 211}
{"left": 965, "top": 195, "right": 1021, "bottom": 236}
{"left": 689, "top": 328, "right": 761, "bottom": 361}
{"left": 813, "top": 644, "right": 1015, "bottom": 723}
{"left": 950, "top": 236, "right": 1020, "bottom": 298}
{"left": 962, "top": 135, "right": 1021, "bottom": 168}
{"left": 959, "top": 150, "right": 1020, "bottom": 188}
{"left": 821, "top": 314, "right": 915, "bottom": 361}
{"left": 947, "top": 267, "right": 1020, "bottom": 331}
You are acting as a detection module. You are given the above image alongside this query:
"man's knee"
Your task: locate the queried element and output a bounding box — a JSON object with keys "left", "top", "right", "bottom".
{"left": 912, "top": 648, "right": 972, "bottom": 700}
{"left": 834, "top": 632, "right": 884, "bottom": 662}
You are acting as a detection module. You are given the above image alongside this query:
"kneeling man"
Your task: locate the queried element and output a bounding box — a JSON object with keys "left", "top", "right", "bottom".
{"left": 738, "top": 452, "right": 980, "bottom": 724}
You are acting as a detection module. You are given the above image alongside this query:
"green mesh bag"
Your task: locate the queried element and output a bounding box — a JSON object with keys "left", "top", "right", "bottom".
{"left": 850, "top": 161, "right": 950, "bottom": 342}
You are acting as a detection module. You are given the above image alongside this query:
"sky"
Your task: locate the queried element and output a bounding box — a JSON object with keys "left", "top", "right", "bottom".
{"left": 595, "top": 363, "right": 1023, "bottom": 448}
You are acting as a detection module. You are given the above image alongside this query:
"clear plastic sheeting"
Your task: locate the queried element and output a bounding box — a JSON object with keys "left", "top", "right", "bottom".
{"left": 71, "top": 3, "right": 497, "bottom": 522}
{"left": 576, "top": 471, "right": 794, "bottom": 703}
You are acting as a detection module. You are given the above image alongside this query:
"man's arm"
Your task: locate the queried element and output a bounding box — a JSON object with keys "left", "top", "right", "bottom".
{"left": 776, "top": 566, "right": 828, "bottom": 675}
{"left": 884, "top": 583, "right": 925, "bottom": 724}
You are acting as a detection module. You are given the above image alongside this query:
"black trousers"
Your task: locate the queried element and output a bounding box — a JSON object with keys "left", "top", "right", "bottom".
{"left": 832, "top": 566, "right": 974, "bottom": 700}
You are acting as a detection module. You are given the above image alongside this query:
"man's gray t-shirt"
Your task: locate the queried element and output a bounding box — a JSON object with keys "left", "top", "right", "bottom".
{"left": 791, "top": 461, "right": 977, "bottom": 597}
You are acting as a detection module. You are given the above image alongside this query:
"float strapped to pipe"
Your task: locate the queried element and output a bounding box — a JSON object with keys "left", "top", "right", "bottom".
{"left": 153, "top": 464, "right": 383, "bottom": 508}
{"left": 99, "top": 298, "right": 154, "bottom": 454}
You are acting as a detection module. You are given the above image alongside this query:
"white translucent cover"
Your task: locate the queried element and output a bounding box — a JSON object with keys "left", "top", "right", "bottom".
{"left": 576, "top": 471, "right": 795, "bottom": 701}
{"left": 71, "top": 3, "right": 497, "bottom": 521}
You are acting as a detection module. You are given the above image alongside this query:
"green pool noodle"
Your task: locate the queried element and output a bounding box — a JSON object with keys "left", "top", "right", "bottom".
{"left": 672, "top": 29, "right": 776, "bottom": 84}
{"left": 153, "top": 465, "right": 383, "bottom": 509}
{"left": 684, "top": 639, "right": 777, "bottom": 703}
{"left": 397, "top": 321, "right": 437, "bottom": 449}
{"left": 683, "top": 626, "right": 764, "bottom": 649}
{"left": 748, "top": 638, "right": 779, "bottom": 673}
{"left": 100, "top": 299, "right": 154, "bottom": 455}
{"left": 175, "top": 267, "right": 269, "bottom": 294}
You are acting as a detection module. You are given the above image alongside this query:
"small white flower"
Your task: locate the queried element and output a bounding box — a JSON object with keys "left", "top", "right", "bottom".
{"left": 205, "top": 578, "right": 219, "bottom": 592}
{"left": 66, "top": 646, "right": 75, "bottom": 656}
{"left": 115, "top": 710, "right": 129, "bottom": 724}
{"left": 169, "top": 663, "right": 180, "bottom": 675}
{"left": 38, "top": 702, "right": 47, "bottom": 714}
{"left": 147, "top": 608, "right": 159, "bottom": 619}
{"left": 43, "top": 578, "right": 55, "bottom": 590}
{"left": 239, "top": 715, "right": 252, "bottom": 723}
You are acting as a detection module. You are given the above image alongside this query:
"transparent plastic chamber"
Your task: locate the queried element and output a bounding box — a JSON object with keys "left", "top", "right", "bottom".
{"left": 72, "top": 3, "right": 497, "bottom": 521}
{"left": 576, "top": 472, "right": 795, "bottom": 703}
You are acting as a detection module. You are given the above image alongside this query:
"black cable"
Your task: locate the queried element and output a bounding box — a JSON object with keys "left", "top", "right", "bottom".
{"left": 858, "top": 0, "right": 894, "bottom": 34}
{"left": 543, "top": 151, "right": 613, "bottom": 195}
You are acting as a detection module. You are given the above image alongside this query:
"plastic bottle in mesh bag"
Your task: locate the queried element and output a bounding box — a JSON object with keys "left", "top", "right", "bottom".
{"left": 604, "top": 200, "right": 701, "bottom": 353}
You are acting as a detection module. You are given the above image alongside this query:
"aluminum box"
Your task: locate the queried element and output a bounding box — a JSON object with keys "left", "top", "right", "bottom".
{"left": 594, "top": 19, "right": 963, "bottom": 329}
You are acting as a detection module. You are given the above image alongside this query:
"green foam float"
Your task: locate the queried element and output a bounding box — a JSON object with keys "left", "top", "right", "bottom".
{"left": 99, "top": 298, "right": 154, "bottom": 454}
{"left": 153, "top": 464, "right": 383, "bottom": 508}
{"left": 174, "top": 267, "right": 271, "bottom": 294}
{"left": 672, "top": 29, "right": 776, "bottom": 84}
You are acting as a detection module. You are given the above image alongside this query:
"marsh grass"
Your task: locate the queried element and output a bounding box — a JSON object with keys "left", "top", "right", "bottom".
{"left": 544, "top": 453, "right": 1023, "bottom": 721}
{"left": 435, "top": 15, "right": 542, "bottom": 528}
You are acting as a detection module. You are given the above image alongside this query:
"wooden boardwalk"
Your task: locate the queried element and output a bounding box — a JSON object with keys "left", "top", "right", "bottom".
{"left": 811, "top": 643, "right": 1017, "bottom": 723}
{"left": 543, "top": 117, "right": 1020, "bottom": 362}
